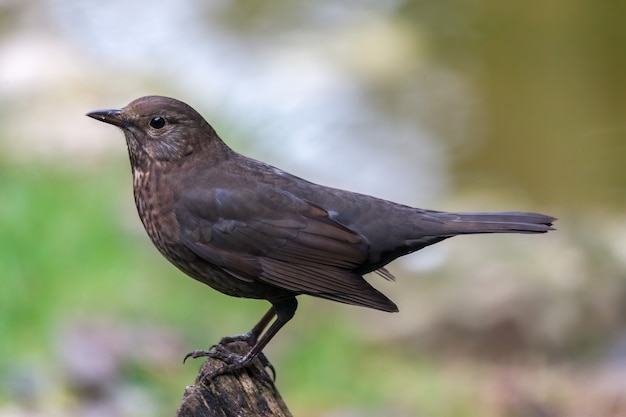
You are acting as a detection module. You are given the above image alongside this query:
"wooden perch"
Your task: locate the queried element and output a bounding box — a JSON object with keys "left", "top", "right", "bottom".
{"left": 175, "top": 341, "right": 292, "bottom": 417}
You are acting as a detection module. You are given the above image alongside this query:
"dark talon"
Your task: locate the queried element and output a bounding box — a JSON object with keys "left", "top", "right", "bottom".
{"left": 258, "top": 354, "right": 277, "bottom": 381}
{"left": 183, "top": 349, "right": 213, "bottom": 363}
{"left": 183, "top": 341, "right": 276, "bottom": 381}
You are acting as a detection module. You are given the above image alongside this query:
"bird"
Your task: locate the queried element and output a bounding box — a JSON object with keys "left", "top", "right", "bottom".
{"left": 86, "top": 95, "right": 555, "bottom": 378}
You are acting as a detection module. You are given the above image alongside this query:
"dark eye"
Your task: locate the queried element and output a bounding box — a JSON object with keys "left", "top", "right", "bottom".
{"left": 149, "top": 117, "right": 166, "bottom": 129}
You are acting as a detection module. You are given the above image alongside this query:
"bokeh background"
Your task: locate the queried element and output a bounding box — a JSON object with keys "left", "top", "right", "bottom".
{"left": 2, "top": 1, "right": 626, "bottom": 416}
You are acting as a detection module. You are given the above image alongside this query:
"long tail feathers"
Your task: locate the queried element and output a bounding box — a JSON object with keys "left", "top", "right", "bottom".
{"left": 441, "top": 211, "right": 556, "bottom": 235}
{"left": 367, "top": 210, "right": 555, "bottom": 283}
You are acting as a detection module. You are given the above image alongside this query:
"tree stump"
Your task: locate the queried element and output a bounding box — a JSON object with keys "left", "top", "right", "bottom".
{"left": 175, "top": 341, "right": 292, "bottom": 417}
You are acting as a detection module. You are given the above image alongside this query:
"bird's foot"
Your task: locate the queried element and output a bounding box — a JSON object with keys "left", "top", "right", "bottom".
{"left": 200, "top": 351, "right": 257, "bottom": 380}
{"left": 183, "top": 343, "right": 238, "bottom": 363}
{"left": 182, "top": 331, "right": 256, "bottom": 364}
{"left": 183, "top": 341, "right": 276, "bottom": 381}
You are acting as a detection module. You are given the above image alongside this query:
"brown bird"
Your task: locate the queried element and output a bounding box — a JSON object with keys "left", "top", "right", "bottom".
{"left": 87, "top": 96, "right": 555, "bottom": 377}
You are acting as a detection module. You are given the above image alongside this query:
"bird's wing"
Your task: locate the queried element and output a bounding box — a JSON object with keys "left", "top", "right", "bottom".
{"left": 175, "top": 186, "right": 397, "bottom": 312}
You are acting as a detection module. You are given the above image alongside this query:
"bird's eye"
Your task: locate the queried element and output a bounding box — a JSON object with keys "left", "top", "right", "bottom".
{"left": 149, "top": 117, "right": 166, "bottom": 129}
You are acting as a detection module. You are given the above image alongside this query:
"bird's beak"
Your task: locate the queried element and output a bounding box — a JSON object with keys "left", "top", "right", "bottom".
{"left": 86, "top": 109, "right": 125, "bottom": 127}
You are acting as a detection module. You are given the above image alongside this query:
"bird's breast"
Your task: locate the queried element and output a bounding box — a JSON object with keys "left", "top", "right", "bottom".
{"left": 130, "top": 166, "right": 282, "bottom": 299}
{"left": 132, "top": 167, "right": 186, "bottom": 264}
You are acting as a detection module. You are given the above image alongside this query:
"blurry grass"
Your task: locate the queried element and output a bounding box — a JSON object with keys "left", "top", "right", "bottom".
{"left": 0, "top": 158, "right": 500, "bottom": 416}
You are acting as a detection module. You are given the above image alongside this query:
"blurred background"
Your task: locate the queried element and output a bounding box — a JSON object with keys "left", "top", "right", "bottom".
{"left": 1, "top": 0, "right": 625, "bottom": 416}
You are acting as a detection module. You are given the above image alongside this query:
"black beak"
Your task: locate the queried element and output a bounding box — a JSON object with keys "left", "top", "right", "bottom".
{"left": 86, "top": 109, "right": 125, "bottom": 127}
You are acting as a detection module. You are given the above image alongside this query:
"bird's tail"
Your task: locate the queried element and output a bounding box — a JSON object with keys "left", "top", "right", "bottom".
{"left": 364, "top": 210, "right": 555, "bottom": 279}
{"left": 437, "top": 211, "right": 556, "bottom": 235}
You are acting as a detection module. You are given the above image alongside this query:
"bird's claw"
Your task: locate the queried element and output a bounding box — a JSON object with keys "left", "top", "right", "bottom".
{"left": 183, "top": 348, "right": 234, "bottom": 364}
{"left": 198, "top": 354, "right": 255, "bottom": 380}
{"left": 183, "top": 332, "right": 256, "bottom": 364}
{"left": 183, "top": 340, "right": 276, "bottom": 382}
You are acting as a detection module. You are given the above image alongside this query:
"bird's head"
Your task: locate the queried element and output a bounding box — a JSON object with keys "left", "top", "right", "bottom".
{"left": 87, "top": 96, "right": 225, "bottom": 166}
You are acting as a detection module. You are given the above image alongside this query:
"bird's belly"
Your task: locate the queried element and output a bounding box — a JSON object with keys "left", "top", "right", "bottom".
{"left": 132, "top": 170, "right": 292, "bottom": 302}
{"left": 134, "top": 186, "right": 289, "bottom": 301}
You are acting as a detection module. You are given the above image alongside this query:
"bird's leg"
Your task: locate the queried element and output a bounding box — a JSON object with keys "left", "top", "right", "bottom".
{"left": 184, "top": 298, "right": 298, "bottom": 380}
{"left": 216, "top": 306, "right": 276, "bottom": 346}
